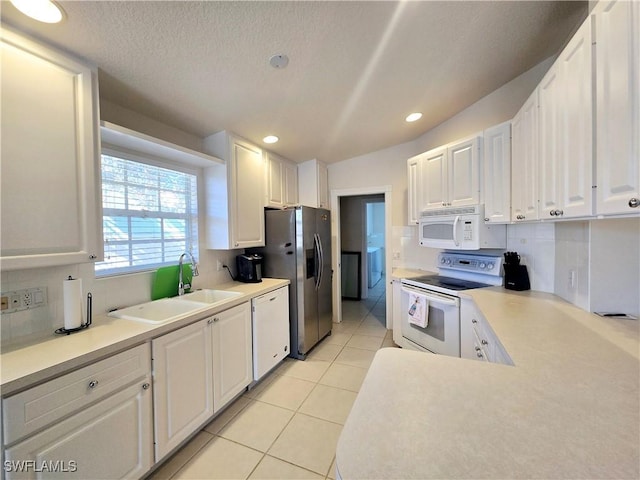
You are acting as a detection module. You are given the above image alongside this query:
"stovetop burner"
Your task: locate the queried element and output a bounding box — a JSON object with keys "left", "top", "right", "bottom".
{"left": 408, "top": 274, "right": 491, "bottom": 291}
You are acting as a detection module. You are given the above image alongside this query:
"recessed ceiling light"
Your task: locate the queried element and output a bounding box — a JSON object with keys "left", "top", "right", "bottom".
{"left": 405, "top": 112, "right": 423, "bottom": 123}
{"left": 10, "top": 0, "right": 64, "bottom": 23}
{"left": 263, "top": 135, "right": 279, "bottom": 144}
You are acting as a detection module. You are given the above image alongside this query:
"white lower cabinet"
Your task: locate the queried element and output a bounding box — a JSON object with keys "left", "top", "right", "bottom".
{"left": 152, "top": 302, "right": 252, "bottom": 460}
{"left": 460, "top": 298, "right": 512, "bottom": 365}
{"left": 251, "top": 286, "right": 290, "bottom": 381}
{"left": 211, "top": 303, "right": 253, "bottom": 412}
{"left": 152, "top": 319, "right": 214, "bottom": 461}
{"left": 2, "top": 344, "right": 153, "bottom": 480}
{"left": 4, "top": 382, "right": 153, "bottom": 480}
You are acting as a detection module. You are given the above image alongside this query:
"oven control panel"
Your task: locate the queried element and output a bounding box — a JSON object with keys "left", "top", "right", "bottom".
{"left": 438, "top": 253, "right": 502, "bottom": 276}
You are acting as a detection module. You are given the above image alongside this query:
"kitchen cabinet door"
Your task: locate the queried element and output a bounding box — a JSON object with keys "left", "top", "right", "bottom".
{"left": 539, "top": 18, "right": 593, "bottom": 220}
{"left": 483, "top": 122, "right": 511, "bottom": 223}
{"left": 594, "top": 0, "right": 640, "bottom": 215}
{"left": 210, "top": 302, "right": 253, "bottom": 412}
{"left": 559, "top": 18, "right": 593, "bottom": 218}
{"left": 0, "top": 27, "right": 101, "bottom": 270}
{"left": 447, "top": 136, "right": 481, "bottom": 207}
{"left": 298, "top": 159, "right": 329, "bottom": 209}
{"left": 5, "top": 381, "right": 153, "bottom": 480}
{"left": 152, "top": 319, "right": 214, "bottom": 461}
{"left": 511, "top": 90, "right": 539, "bottom": 222}
{"left": 265, "top": 151, "right": 299, "bottom": 208}
{"left": 419, "top": 146, "right": 448, "bottom": 211}
{"left": 538, "top": 64, "right": 563, "bottom": 218}
{"left": 283, "top": 160, "right": 299, "bottom": 206}
{"left": 407, "top": 155, "right": 421, "bottom": 225}
{"left": 265, "top": 151, "right": 285, "bottom": 207}
{"left": 204, "top": 132, "right": 265, "bottom": 249}
{"left": 252, "top": 287, "right": 290, "bottom": 381}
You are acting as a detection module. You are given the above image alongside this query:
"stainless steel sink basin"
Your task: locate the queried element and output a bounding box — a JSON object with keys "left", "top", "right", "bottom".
{"left": 108, "top": 297, "right": 207, "bottom": 324}
{"left": 181, "top": 289, "right": 242, "bottom": 304}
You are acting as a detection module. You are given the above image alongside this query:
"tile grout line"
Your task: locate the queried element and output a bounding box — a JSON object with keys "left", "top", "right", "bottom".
{"left": 168, "top": 292, "right": 386, "bottom": 479}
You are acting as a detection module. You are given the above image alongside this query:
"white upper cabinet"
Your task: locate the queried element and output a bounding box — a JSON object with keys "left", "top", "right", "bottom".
{"left": 483, "top": 122, "right": 512, "bottom": 224}
{"left": 204, "top": 132, "right": 265, "bottom": 249}
{"left": 511, "top": 90, "right": 539, "bottom": 222}
{"left": 594, "top": 0, "right": 640, "bottom": 215}
{"left": 265, "top": 151, "right": 298, "bottom": 209}
{"left": 419, "top": 137, "right": 481, "bottom": 212}
{"left": 448, "top": 136, "right": 482, "bottom": 207}
{"left": 419, "top": 146, "right": 448, "bottom": 211}
{"left": 539, "top": 17, "right": 593, "bottom": 220}
{"left": 298, "top": 158, "right": 329, "bottom": 209}
{"left": 0, "top": 27, "right": 102, "bottom": 270}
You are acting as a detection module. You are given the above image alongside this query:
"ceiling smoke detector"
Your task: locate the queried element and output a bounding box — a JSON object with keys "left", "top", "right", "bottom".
{"left": 269, "top": 54, "right": 289, "bottom": 69}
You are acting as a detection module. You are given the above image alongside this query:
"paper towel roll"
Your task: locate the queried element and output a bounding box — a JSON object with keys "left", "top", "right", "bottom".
{"left": 63, "top": 277, "right": 83, "bottom": 330}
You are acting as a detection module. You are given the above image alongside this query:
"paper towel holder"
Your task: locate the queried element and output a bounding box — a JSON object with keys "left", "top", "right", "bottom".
{"left": 55, "top": 291, "right": 93, "bottom": 335}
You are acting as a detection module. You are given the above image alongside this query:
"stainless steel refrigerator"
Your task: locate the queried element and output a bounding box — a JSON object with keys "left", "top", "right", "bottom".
{"left": 252, "top": 206, "right": 332, "bottom": 359}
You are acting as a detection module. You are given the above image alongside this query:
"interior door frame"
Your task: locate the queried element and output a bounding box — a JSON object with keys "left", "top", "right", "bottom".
{"left": 330, "top": 185, "right": 392, "bottom": 328}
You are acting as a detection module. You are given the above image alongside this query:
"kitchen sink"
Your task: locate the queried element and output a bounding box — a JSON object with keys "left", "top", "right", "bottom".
{"left": 181, "top": 289, "right": 242, "bottom": 304}
{"left": 108, "top": 297, "right": 208, "bottom": 324}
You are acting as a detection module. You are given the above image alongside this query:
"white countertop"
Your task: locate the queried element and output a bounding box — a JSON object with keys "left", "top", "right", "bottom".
{"left": 0, "top": 278, "right": 289, "bottom": 396}
{"left": 336, "top": 287, "right": 640, "bottom": 479}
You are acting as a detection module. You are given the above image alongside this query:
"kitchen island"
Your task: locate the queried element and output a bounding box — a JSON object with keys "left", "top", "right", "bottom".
{"left": 336, "top": 287, "right": 640, "bottom": 479}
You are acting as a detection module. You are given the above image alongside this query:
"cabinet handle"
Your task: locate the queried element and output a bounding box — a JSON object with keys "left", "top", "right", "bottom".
{"left": 472, "top": 319, "right": 478, "bottom": 324}
{"left": 142, "top": 383, "right": 150, "bottom": 390}
{"left": 481, "top": 339, "right": 488, "bottom": 345}
{"left": 477, "top": 352, "right": 484, "bottom": 358}
{"left": 88, "top": 380, "right": 99, "bottom": 389}
{"left": 475, "top": 346, "right": 481, "bottom": 351}
{"left": 208, "top": 319, "right": 213, "bottom": 324}
{"left": 208, "top": 318, "right": 219, "bottom": 324}
{"left": 484, "top": 217, "right": 489, "bottom": 222}
{"left": 213, "top": 317, "right": 219, "bottom": 322}
{"left": 629, "top": 198, "right": 640, "bottom": 208}
{"left": 89, "top": 254, "right": 97, "bottom": 260}
{"left": 550, "top": 211, "right": 556, "bottom": 217}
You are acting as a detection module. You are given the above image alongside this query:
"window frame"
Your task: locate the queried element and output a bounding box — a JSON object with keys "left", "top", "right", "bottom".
{"left": 95, "top": 145, "right": 202, "bottom": 278}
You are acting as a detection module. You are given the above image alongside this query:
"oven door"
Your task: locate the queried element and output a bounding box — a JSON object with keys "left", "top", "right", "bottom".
{"left": 400, "top": 284, "right": 460, "bottom": 357}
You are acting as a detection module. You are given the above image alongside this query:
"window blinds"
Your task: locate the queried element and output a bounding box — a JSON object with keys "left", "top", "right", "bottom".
{"left": 96, "top": 154, "right": 199, "bottom": 276}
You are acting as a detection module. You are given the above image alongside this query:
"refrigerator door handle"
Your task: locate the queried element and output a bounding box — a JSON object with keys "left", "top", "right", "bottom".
{"left": 313, "top": 233, "right": 322, "bottom": 291}
{"left": 316, "top": 232, "right": 324, "bottom": 290}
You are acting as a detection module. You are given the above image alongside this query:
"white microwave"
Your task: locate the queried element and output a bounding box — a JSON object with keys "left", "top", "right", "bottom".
{"left": 418, "top": 205, "right": 506, "bottom": 250}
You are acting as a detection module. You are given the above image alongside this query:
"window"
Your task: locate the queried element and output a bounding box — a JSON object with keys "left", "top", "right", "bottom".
{"left": 96, "top": 152, "right": 199, "bottom": 276}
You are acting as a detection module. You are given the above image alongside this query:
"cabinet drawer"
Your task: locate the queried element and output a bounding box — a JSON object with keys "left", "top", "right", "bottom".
{"left": 3, "top": 343, "right": 150, "bottom": 445}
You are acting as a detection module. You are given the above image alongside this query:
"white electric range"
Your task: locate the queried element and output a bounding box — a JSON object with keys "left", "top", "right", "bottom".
{"left": 399, "top": 252, "right": 503, "bottom": 356}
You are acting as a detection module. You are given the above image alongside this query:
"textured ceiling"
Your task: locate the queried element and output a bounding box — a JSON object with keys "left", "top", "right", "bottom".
{"left": 1, "top": 1, "right": 587, "bottom": 163}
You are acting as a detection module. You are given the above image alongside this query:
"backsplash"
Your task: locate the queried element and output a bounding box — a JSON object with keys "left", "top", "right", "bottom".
{"left": 1, "top": 249, "right": 239, "bottom": 348}
{"left": 506, "top": 222, "right": 556, "bottom": 293}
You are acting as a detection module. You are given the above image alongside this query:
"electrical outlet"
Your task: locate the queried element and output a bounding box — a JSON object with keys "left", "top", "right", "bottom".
{"left": 1, "top": 287, "right": 47, "bottom": 314}
{"left": 569, "top": 270, "right": 576, "bottom": 290}
{"left": 216, "top": 260, "right": 223, "bottom": 272}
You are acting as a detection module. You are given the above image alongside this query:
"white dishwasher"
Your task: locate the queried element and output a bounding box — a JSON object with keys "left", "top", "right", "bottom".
{"left": 251, "top": 286, "right": 290, "bottom": 381}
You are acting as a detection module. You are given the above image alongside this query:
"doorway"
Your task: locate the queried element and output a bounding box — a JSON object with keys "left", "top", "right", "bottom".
{"left": 330, "top": 186, "right": 392, "bottom": 328}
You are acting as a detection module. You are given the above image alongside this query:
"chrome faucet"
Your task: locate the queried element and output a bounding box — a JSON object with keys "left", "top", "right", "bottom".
{"left": 178, "top": 252, "right": 199, "bottom": 296}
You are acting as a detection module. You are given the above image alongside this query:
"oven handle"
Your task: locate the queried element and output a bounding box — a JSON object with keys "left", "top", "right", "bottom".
{"left": 401, "top": 285, "right": 459, "bottom": 307}
{"left": 453, "top": 215, "right": 460, "bottom": 247}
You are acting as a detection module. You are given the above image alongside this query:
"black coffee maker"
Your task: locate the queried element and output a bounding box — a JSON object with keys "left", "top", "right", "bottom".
{"left": 236, "top": 253, "right": 263, "bottom": 283}
{"left": 503, "top": 252, "right": 530, "bottom": 291}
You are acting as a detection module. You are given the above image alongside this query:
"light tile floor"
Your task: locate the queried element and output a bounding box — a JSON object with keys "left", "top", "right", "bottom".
{"left": 148, "top": 276, "right": 393, "bottom": 480}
